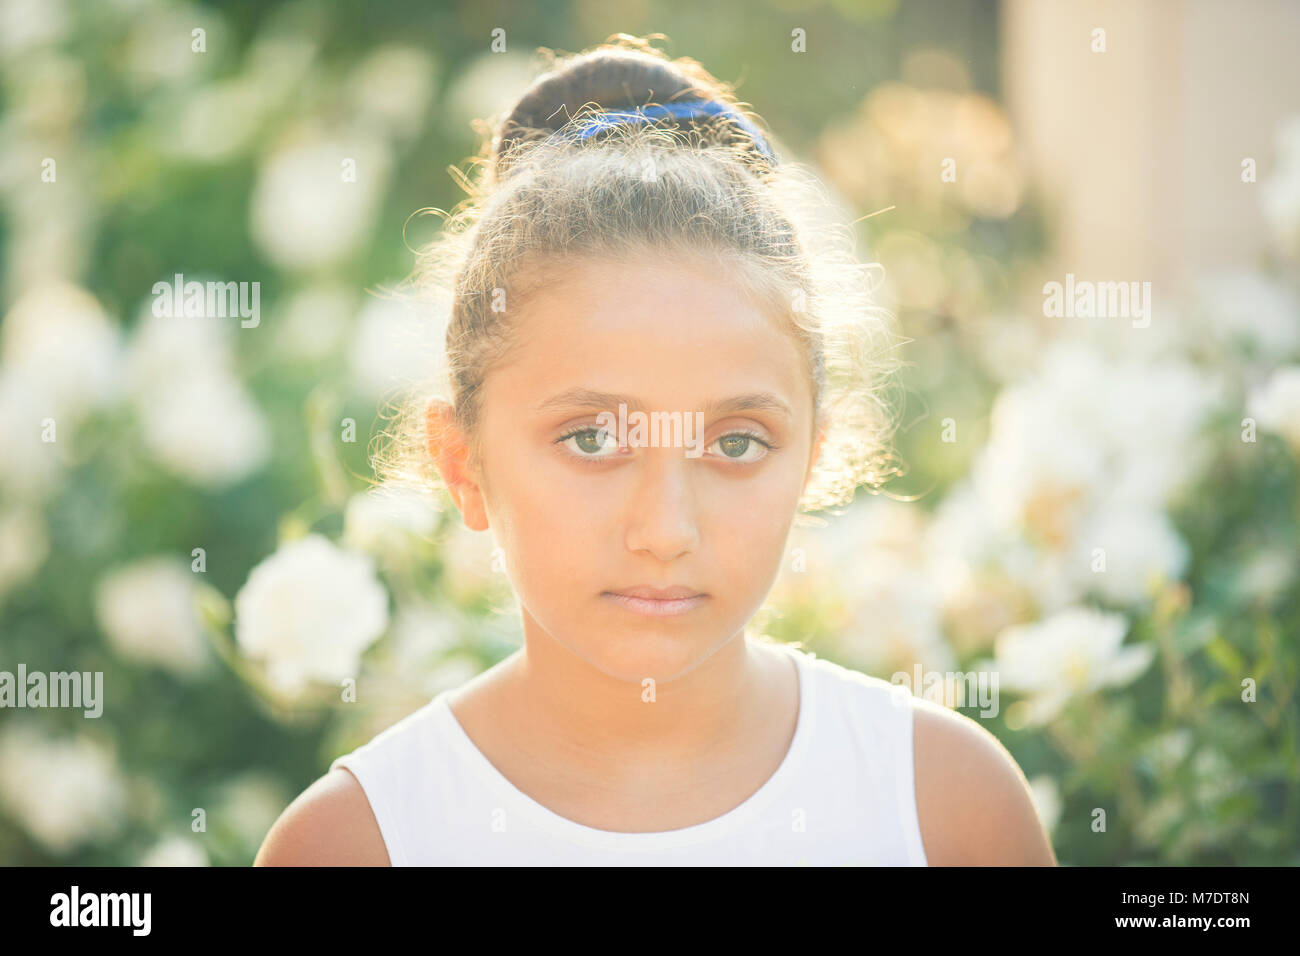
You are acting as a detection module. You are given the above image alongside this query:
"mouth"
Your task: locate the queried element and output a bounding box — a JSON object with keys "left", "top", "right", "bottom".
{"left": 601, "top": 585, "right": 709, "bottom": 617}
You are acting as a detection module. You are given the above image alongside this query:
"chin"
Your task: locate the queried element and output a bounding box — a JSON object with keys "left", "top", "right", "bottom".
{"left": 576, "top": 629, "right": 717, "bottom": 686}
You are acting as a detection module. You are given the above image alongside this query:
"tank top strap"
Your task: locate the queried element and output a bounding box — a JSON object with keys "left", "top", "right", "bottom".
{"left": 329, "top": 698, "right": 449, "bottom": 867}
{"left": 793, "top": 648, "right": 929, "bottom": 866}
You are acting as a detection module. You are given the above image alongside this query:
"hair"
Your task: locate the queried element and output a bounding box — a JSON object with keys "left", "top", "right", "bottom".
{"left": 374, "top": 33, "right": 904, "bottom": 516}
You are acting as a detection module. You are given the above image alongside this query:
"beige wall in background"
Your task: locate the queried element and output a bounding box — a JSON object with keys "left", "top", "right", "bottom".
{"left": 1002, "top": 0, "right": 1300, "bottom": 291}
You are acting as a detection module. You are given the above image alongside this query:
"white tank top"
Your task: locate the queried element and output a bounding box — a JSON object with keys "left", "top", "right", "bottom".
{"left": 330, "top": 642, "right": 930, "bottom": 865}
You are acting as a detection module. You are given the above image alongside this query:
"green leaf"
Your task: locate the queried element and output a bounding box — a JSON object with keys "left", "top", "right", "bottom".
{"left": 1205, "top": 636, "right": 1246, "bottom": 676}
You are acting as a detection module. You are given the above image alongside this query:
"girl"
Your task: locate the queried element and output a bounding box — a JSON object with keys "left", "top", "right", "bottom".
{"left": 256, "top": 34, "right": 1056, "bottom": 866}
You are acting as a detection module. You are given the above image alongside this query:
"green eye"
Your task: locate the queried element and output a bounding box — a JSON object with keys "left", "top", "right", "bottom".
{"left": 712, "top": 432, "right": 771, "bottom": 463}
{"left": 559, "top": 427, "right": 618, "bottom": 458}
{"left": 573, "top": 429, "right": 610, "bottom": 454}
{"left": 718, "top": 435, "right": 751, "bottom": 458}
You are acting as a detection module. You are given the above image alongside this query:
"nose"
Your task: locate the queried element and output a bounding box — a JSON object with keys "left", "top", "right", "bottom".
{"left": 623, "top": 449, "right": 701, "bottom": 562}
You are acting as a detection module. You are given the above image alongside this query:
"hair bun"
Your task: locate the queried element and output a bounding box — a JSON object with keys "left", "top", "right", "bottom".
{"left": 491, "top": 35, "right": 773, "bottom": 179}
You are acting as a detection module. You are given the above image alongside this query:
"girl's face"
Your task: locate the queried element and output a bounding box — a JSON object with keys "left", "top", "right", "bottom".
{"left": 447, "top": 253, "right": 822, "bottom": 683}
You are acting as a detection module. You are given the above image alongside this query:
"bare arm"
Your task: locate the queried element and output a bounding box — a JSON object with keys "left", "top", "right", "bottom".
{"left": 254, "top": 767, "right": 391, "bottom": 866}
{"left": 912, "top": 696, "right": 1058, "bottom": 866}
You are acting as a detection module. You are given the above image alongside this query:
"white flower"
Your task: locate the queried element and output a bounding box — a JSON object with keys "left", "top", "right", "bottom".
{"left": 2, "top": 167, "right": 96, "bottom": 292}
{"left": 0, "top": 283, "right": 122, "bottom": 500}
{"left": 243, "top": 33, "right": 318, "bottom": 103}
{"left": 391, "top": 599, "right": 461, "bottom": 647}
{"left": 0, "top": 725, "right": 128, "bottom": 855}
{"left": 1261, "top": 114, "right": 1300, "bottom": 263}
{"left": 345, "top": 45, "right": 437, "bottom": 141}
{"left": 0, "top": 503, "right": 48, "bottom": 602}
{"left": 250, "top": 130, "right": 392, "bottom": 271}
{"left": 139, "top": 834, "right": 209, "bottom": 867}
{"left": 126, "top": 305, "right": 232, "bottom": 389}
{"left": 0, "top": 281, "right": 120, "bottom": 422}
{"left": 159, "top": 77, "right": 263, "bottom": 162}
{"left": 1043, "top": 342, "right": 1216, "bottom": 509}
{"left": 961, "top": 339, "right": 1218, "bottom": 610}
{"left": 1248, "top": 364, "right": 1300, "bottom": 452}
{"left": 1190, "top": 271, "right": 1300, "bottom": 360}
{"left": 1069, "top": 503, "right": 1190, "bottom": 607}
{"left": 272, "top": 282, "right": 354, "bottom": 362}
{"left": 388, "top": 602, "right": 468, "bottom": 692}
{"left": 823, "top": 495, "right": 932, "bottom": 566}
{"left": 926, "top": 483, "right": 1065, "bottom": 632}
{"left": 1235, "top": 547, "right": 1295, "bottom": 604}
{"left": 779, "top": 497, "right": 952, "bottom": 675}
{"left": 970, "top": 310, "right": 1053, "bottom": 384}
{"left": 999, "top": 543, "right": 1080, "bottom": 615}
{"left": 438, "top": 519, "right": 505, "bottom": 602}
{"left": 123, "top": 5, "right": 221, "bottom": 91}
{"left": 1143, "top": 728, "right": 1193, "bottom": 775}
{"left": 211, "top": 772, "right": 289, "bottom": 852}
{"left": 927, "top": 481, "right": 1003, "bottom": 566}
{"left": 441, "top": 51, "right": 539, "bottom": 136}
{"left": 993, "top": 606, "right": 1154, "bottom": 725}
{"left": 349, "top": 293, "right": 446, "bottom": 399}
{"left": 1262, "top": 168, "right": 1300, "bottom": 263}
{"left": 973, "top": 378, "right": 1105, "bottom": 548}
{"left": 94, "top": 556, "right": 211, "bottom": 676}
{"left": 0, "top": 370, "right": 63, "bottom": 499}
{"left": 1089, "top": 356, "right": 1222, "bottom": 507}
{"left": 137, "top": 369, "right": 271, "bottom": 486}
{"left": 342, "top": 483, "right": 441, "bottom": 557}
{"left": 7, "top": 51, "right": 90, "bottom": 162}
{"left": 234, "top": 534, "right": 389, "bottom": 695}
{"left": 125, "top": 307, "right": 271, "bottom": 487}
{"left": 0, "top": 0, "right": 67, "bottom": 56}
{"left": 837, "top": 551, "right": 954, "bottom": 676}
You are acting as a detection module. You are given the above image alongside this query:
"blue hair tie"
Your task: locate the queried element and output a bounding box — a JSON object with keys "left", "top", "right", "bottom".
{"left": 556, "top": 100, "right": 778, "bottom": 164}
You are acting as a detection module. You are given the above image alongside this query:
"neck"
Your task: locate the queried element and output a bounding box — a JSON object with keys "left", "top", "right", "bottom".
{"left": 499, "top": 619, "right": 775, "bottom": 783}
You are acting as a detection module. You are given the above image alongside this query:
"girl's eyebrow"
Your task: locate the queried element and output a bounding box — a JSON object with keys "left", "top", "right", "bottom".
{"left": 535, "top": 387, "right": 793, "bottom": 421}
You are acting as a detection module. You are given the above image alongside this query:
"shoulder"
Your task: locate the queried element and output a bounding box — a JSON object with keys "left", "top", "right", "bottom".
{"left": 910, "top": 696, "right": 1057, "bottom": 866}
{"left": 254, "top": 767, "right": 391, "bottom": 866}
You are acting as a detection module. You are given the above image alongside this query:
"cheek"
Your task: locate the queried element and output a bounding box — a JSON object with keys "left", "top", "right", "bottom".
{"left": 482, "top": 442, "right": 603, "bottom": 590}
{"left": 705, "top": 469, "right": 803, "bottom": 578}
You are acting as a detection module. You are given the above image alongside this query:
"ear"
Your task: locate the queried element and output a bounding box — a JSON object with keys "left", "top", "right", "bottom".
{"left": 425, "top": 399, "right": 489, "bottom": 532}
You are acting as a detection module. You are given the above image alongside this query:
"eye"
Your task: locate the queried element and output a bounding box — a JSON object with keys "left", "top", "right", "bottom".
{"left": 556, "top": 426, "right": 621, "bottom": 460}
{"left": 709, "top": 430, "right": 773, "bottom": 463}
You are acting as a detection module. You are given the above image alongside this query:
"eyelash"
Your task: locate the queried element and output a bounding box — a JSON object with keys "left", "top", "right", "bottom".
{"left": 554, "top": 427, "right": 778, "bottom": 465}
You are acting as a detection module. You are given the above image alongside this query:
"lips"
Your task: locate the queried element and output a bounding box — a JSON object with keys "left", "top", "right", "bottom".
{"left": 607, "top": 585, "right": 703, "bottom": 600}
{"left": 602, "top": 585, "right": 708, "bottom": 617}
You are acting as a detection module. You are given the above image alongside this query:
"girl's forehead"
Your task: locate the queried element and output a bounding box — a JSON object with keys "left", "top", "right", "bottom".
{"left": 505, "top": 303, "right": 802, "bottom": 383}
{"left": 486, "top": 256, "right": 815, "bottom": 411}
{"left": 512, "top": 261, "right": 791, "bottom": 348}
{"left": 523, "top": 251, "right": 771, "bottom": 315}
{"left": 484, "top": 331, "right": 813, "bottom": 425}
